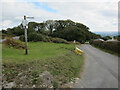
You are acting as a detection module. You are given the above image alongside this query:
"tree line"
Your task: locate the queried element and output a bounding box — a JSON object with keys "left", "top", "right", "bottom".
{"left": 2, "top": 19, "right": 102, "bottom": 43}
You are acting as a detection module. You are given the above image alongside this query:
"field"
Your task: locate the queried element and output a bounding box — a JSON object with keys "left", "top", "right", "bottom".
{"left": 2, "top": 41, "right": 84, "bottom": 88}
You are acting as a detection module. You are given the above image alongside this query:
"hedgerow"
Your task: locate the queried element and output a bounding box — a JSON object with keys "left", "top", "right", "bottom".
{"left": 91, "top": 40, "right": 120, "bottom": 55}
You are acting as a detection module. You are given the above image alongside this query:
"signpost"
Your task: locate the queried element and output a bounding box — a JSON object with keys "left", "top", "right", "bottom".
{"left": 74, "top": 40, "right": 76, "bottom": 50}
{"left": 22, "top": 15, "right": 34, "bottom": 55}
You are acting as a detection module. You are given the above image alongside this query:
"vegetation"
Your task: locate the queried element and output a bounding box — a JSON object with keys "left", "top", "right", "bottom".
{"left": 114, "top": 35, "right": 120, "bottom": 41}
{"left": 4, "top": 37, "right": 25, "bottom": 49}
{"left": 20, "top": 33, "right": 69, "bottom": 44}
{"left": 2, "top": 19, "right": 101, "bottom": 43}
{"left": 90, "top": 40, "right": 120, "bottom": 56}
{"left": 2, "top": 41, "right": 84, "bottom": 88}
{"left": 102, "top": 36, "right": 112, "bottom": 41}
{"left": 91, "top": 44, "right": 119, "bottom": 56}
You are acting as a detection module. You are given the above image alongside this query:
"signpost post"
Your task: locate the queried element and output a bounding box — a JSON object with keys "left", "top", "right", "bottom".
{"left": 22, "top": 15, "right": 34, "bottom": 55}
{"left": 74, "top": 40, "right": 76, "bottom": 50}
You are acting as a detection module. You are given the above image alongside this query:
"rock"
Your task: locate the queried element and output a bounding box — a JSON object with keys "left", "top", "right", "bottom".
{"left": 17, "top": 72, "right": 22, "bottom": 76}
{"left": 20, "top": 84, "right": 22, "bottom": 87}
{"left": 75, "top": 78, "right": 80, "bottom": 83}
{"left": 44, "top": 65, "right": 48, "bottom": 67}
{"left": 39, "top": 71, "right": 53, "bottom": 87}
{"left": 70, "top": 81, "right": 73, "bottom": 84}
{"left": 50, "top": 86, "right": 53, "bottom": 88}
{"left": 5, "top": 82, "right": 15, "bottom": 88}
{"left": 32, "top": 85, "right": 35, "bottom": 88}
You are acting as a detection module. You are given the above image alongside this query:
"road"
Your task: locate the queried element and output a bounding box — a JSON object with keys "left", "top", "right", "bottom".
{"left": 0, "top": 36, "right": 19, "bottom": 43}
{"left": 75, "top": 44, "right": 118, "bottom": 88}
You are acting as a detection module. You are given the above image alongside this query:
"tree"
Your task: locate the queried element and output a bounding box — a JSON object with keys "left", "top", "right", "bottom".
{"left": 44, "top": 20, "right": 56, "bottom": 34}
{"left": 53, "top": 26, "right": 87, "bottom": 43}
{"left": 28, "top": 22, "right": 38, "bottom": 34}
{"left": 102, "top": 36, "right": 112, "bottom": 41}
{"left": 114, "top": 35, "right": 120, "bottom": 41}
{"left": 2, "top": 30, "right": 7, "bottom": 34}
{"left": 4, "top": 19, "right": 100, "bottom": 43}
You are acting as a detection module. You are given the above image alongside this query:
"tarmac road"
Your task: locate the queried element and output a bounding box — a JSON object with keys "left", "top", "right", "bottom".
{"left": 75, "top": 44, "right": 118, "bottom": 88}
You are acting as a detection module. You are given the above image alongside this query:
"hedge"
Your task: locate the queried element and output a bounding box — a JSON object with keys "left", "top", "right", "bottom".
{"left": 91, "top": 40, "right": 120, "bottom": 55}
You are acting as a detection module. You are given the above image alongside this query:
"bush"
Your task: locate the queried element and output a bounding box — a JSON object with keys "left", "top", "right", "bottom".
{"left": 42, "top": 35, "right": 51, "bottom": 42}
{"left": 50, "top": 37, "right": 69, "bottom": 44}
{"left": 91, "top": 40, "right": 120, "bottom": 55}
{"left": 28, "top": 32, "right": 43, "bottom": 42}
{"left": 2, "top": 34, "right": 7, "bottom": 39}
{"left": 4, "top": 37, "right": 25, "bottom": 49}
{"left": 20, "top": 33, "right": 69, "bottom": 44}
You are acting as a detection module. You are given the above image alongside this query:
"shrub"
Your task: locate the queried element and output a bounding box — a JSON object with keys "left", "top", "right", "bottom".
{"left": 91, "top": 40, "right": 120, "bottom": 54}
{"left": 20, "top": 33, "right": 69, "bottom": 44}
{"left": 50, "top": 37, "right": 69, "bottom": 44}
{"left": 4, "top": 37, "right": 25, "bottom": 49}
{"left": 2, "top": 34, "right": 6, "bottom": 39}
{"left": 28, "top": 32, "right": 43, "bottom": 42}
{"left": 42, "top": 35, "right": 51, "bottom": 42}
{"left": 75, "top": 41, "right": 81, "bottom": 45}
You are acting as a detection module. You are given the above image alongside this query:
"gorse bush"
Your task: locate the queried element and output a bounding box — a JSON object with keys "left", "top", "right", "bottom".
{"left": 42, "top": 35, "right": 51, "bottom": 42}
{"left": 4, "top": 37, "right": 25, "bottom": 49}
{"left": 91, "top": 40, "right": 120, "bottom": 55}
{"left": 50, "top": 37, "right": 69, "bottom": 44}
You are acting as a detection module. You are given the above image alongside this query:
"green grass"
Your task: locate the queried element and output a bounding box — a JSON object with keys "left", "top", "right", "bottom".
{"left": 3, "top": 42, "right": 74, "bottom": 63}
{"left": 2, "top": 41, "right": 84, "bottom": 88}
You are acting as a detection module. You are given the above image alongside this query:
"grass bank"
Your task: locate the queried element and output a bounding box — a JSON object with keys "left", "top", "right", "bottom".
{"left": 2, "top": 42, "right": 84, "bottom": 88}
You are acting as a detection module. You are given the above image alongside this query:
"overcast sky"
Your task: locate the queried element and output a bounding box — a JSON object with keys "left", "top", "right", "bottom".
{"left": 0, "top": 0, "right": 119, "bottom": 32}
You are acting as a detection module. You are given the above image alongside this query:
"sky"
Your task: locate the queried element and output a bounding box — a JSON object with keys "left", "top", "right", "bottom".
{"left": 0, "top": 0, "right": 119, "bottom": 32}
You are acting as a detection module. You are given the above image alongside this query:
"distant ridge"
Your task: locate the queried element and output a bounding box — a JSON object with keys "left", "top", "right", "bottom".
{"left": 94, "top": 31, "right": 120, "bottom": 37}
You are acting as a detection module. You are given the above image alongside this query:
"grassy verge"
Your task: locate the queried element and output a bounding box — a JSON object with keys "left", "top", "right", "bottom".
{"left": 91, "top": 44, "right": 120, "bottom": 57}
{"left": 2, "top": 41, "right": 84, "bottom": 88}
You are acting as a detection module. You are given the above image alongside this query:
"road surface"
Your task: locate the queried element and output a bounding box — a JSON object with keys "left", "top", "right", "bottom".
{"left": 75, "top": 44, "right": 118, "bottom": 88}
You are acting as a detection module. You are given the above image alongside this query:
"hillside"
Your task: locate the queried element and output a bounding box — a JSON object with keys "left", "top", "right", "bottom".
{"left": 94, "top": 31, "right": 119, "bottom": 37}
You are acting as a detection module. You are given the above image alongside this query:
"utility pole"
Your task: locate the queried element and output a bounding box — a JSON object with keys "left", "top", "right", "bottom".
{"left": 22, "top": 15, "right": 34, "bottom": 55}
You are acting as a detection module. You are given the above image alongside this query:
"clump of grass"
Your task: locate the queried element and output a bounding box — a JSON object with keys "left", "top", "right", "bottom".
{"left": 53, "top": 81, "right": 58, "bottom": 88}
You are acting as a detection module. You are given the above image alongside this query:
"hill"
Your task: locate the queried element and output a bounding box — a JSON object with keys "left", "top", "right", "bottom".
{"left": 94, "top": 31, "right": 119, "bottom": 37}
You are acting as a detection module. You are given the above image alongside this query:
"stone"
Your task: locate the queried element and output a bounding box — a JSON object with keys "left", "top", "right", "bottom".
{"left": 5, "top": 82, "right": 15, "bottom": 88}
{"left": 32, "top": 85, "right": 35, "bottom": 88}
{"left": 39, "top": 71, "right": 53, "bottom": 87}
